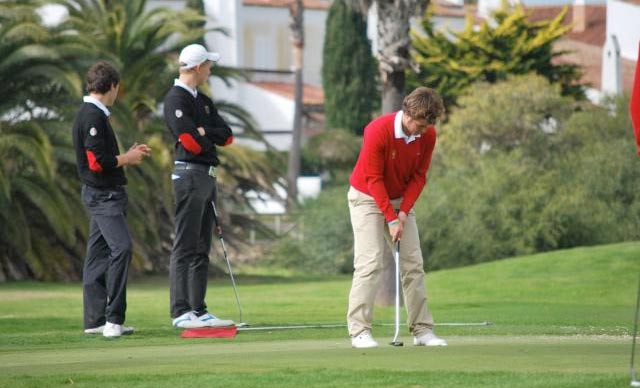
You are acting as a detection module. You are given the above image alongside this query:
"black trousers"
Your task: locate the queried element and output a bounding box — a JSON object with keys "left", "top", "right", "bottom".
{"left": 81, "top": 185, "right": 132, "bottom": 329}
{"left": 170, "top": 168, "right": 216, "bottom": 318}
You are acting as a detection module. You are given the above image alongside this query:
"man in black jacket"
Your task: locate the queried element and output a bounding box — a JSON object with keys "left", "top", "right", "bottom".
{"left": 163, "top": 44, "right": 234, "bottom": 328}
{"left": 72, "top": 61, "right": 151, "bottom": 338}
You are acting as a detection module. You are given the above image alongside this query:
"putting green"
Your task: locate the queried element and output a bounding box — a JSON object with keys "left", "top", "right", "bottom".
{"left": 0, "top": 335, "right": 629, "bottom": 377}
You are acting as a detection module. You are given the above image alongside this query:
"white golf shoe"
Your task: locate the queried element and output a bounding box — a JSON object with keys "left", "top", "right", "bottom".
{"left": 84, "top": 325, "right": 105, "bottom": 334}
{"left": 85, "top": 324, "right": 134, "bottom": 336}
{"left": 102, "top": 322, "right": 135, "bottom": 338}
{"left": 351, "top": 330, "right": 379, "bottom": 348}
{"left": 413, "top": 331, "right": 447, "bottom": 346}
{"left": 172, "top": 311, "right": 206, "bottom": 328}
{"left": 197, "top": 313, "right": 234, "bottom": 327}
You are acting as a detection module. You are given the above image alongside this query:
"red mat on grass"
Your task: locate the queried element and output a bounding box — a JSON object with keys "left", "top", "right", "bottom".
{"left": 181, "top": 326, "right": 238, "bottom": 338}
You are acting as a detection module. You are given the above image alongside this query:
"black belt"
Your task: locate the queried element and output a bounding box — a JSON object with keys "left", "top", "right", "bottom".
{"left": 173, "top": 162, "right": 216, "bottom": 177}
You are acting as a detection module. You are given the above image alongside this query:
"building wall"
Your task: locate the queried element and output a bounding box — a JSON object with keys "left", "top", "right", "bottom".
{"left": 601, "top": 0, "right": 640, "bottom": 94}
{"left": 210, "top": 78, "right": 294, "bottom": 151}
{"left": 204, "top": 0, "right": 243, "bottom": 67}
{"left": 206, "top": 2, "right": 329, "bottom": 152}
{"left": 241, "top": 6, "right": 328, "bottom": 86}
{"left": 605, "top": 0, "right": 640, "bottom": 61}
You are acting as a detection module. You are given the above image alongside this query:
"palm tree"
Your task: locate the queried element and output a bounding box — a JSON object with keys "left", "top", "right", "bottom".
{"left": 0, "top": 1, "right": 82, "bottom": 113}
{"left": 0, "top": 120, "right": 86, "bottom": 281}
{"left": 286, "top": 0, "right": 304, "bottom": 209}
{"left": 0, "top": 1, "right": 86, "bottom": 281}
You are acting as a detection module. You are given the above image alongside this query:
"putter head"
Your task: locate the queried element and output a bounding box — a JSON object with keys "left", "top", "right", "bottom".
{"left": 235, "top": 322, "right": 249, "bottom": 328}
{"left": 390, "top": 341, "right": 404, "bottom": 347}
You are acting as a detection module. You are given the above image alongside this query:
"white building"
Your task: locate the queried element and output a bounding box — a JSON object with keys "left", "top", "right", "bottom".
{"left": 202, "top": 0, "right": 329, "bottom": 152}
{"left": 601, "top": 0, "right": 640, "bottom": 95}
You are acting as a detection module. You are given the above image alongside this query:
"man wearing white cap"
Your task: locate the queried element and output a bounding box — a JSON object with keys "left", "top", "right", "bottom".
{"left": 163, "top": 44, "right": 235, "bottom": 329}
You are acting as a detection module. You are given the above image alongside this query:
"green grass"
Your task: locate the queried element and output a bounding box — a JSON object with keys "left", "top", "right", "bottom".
{"left": 1, "top": 242, "right": 639, "bottom": 387}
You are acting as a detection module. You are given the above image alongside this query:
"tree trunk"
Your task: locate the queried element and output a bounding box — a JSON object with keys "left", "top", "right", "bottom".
{"left": 287, "top": 0, "right": 304, "bottom": 210}
{"left": 374, "top": 1, "right": 414, "bottom": 114}
{"left": 381, "top": 70, "right": 405, "bottom": 115}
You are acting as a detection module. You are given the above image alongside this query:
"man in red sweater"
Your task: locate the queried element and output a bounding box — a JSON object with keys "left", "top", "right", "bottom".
{"left": 347, "top": 87, "right": 447, "bottom": 348}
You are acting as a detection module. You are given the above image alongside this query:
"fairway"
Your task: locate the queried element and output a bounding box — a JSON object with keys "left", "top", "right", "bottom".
{"left": 1, "top": 242, "right": 639, "bottom": 387}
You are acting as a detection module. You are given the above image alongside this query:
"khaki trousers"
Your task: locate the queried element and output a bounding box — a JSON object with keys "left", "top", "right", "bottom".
{"left": 346, "top": 186, "right": 434, "bottom": 337}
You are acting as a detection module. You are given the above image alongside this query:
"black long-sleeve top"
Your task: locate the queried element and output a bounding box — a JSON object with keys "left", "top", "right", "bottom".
{"left": 163, "top": 86, "right": 233, "bottom": 166}
{"left": 72, "top": 103, "right": 126, "bottom": 188}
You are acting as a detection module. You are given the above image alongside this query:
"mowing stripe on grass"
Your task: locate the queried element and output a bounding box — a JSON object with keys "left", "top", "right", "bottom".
{"left": 0, "top": 335, "right": 630, "bottom": 378}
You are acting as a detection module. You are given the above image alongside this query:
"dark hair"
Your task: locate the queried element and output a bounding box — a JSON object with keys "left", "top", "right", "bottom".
{"left": 86, "top": 61, "right": 120, "bottom": 94}
{"left": 402, "top": 87, "right": 445, "bottom": 125}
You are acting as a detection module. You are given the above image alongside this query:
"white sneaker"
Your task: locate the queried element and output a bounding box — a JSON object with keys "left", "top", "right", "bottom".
{"left": 413, "top": 331, "right": 447, "bottom": 346}
{"left": 103, "top": 322, "right": 134, "bottom": 338}
{"left": 84, "top": 325, "right": 105, "bottom": 334}
{"left": 172, "top": 311, "right": 206, "bottom": 328}
{"left": 197, "top": 313, "right": 234, "bottom": 327}
{"left": 351, "top": 330, "right": 379, "bottom": 348}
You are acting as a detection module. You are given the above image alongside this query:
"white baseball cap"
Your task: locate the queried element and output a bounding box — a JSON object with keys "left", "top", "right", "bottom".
{"left": 178, "top": 44, "right": 220, "bottom": 70}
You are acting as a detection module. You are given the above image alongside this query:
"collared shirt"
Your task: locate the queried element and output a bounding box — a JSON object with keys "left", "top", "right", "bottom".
{"left": 174, "top": 79, "right": 198, "bottom": 98}
{"left": 83, "top": 96, "right": 110, "bottom": 117}
{"left": 394, "top": 110, "right": 420, "bottom": 144}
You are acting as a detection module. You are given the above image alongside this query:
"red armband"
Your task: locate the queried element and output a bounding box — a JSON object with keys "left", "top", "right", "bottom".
{"left": 86, "top": 150, "right": 103, "bottom": 173}
{"left": 179, "top": 133, "right": 202, "bottom": 154}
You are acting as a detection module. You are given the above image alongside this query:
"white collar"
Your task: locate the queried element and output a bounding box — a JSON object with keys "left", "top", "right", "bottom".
{"left": 394, "top": 111, "right": 420, "bottom": 144}
{"left": 174, "top": 79, "right": 198, "bottom": 98}
{"left": 83, "top": 96, "right": 110, "bottom": 117}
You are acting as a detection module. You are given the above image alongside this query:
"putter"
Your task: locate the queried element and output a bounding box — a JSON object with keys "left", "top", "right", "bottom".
{"left": 211, "top": 199, "right": 248, "bottom": 328}
{"left": 390, "top": 240, "right": 403, "bottom": 347}
{"left": 631, "top": 272, "right": 640, "bottom": 387}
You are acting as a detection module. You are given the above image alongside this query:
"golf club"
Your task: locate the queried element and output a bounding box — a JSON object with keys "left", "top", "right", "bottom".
{"left": 390, "top": 240, "right": 403, "bottom": 347}
{"left": 211, "top": 199, "right": 248, "bottom": 328}
{"left": 631, "top": 272, "right": 640, "bottom": 387}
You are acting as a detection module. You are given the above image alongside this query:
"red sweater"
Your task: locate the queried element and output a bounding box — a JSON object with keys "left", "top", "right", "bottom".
{"left": 349, "top": 112, "right": 437, "bottom": 222}
{"left": 631, "top": 44, "right": 640, "bottom": 155}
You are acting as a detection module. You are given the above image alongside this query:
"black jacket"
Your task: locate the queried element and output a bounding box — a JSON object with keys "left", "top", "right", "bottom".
{"left": 163, "top": 86, "right": 233, "bottom": 166}
{"left": 72, "top": 103, "right": 126, "bottom": 188}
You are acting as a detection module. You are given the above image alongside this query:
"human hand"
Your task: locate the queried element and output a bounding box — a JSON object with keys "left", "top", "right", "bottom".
{"left": 129, "top": 142, "right": 152, "bottom": 156}
{"left": 398, "top": 211, "right": 408, "bottom": 225}
{"left": 389, "top": 220, "right": 403, "bottom": 242}
{"left": 124, "top": 146, "right": 147, "bottom": 165}
{"left": 197, "top": 126, "right": 205, "bottom": 136}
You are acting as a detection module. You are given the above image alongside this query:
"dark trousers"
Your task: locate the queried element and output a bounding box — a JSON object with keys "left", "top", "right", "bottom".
{"left": 81, "top": 185, "right": 132, "bottom": 329}
{"left": 170, "top": 168, "right": 216, "bottom": 318}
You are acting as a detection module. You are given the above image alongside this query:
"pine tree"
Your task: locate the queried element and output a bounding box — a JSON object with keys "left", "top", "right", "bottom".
{"left": 410, "top": 5, "right": 583, "bottom": 108}
{"left": 322, "top": 0, "right": 377, "bottom": 134}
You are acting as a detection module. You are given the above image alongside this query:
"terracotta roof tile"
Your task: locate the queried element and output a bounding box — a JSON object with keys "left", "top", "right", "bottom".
{"left": 243, "top": 0, "right": 331, "bottom": 10}
{"left": 554, "top": 39, "right": 603, "bottom": 88}
{"left": 552, "top": 39, "right": 636, "bottom": 92}
{"left": 431, "top": 1, "right": 478, "bottom": 18}
{"left": 251, "top": 81, "right": 325, "bottom": 105}
{"left": 526, "top": 5, "right": 606, "bottom": 47}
